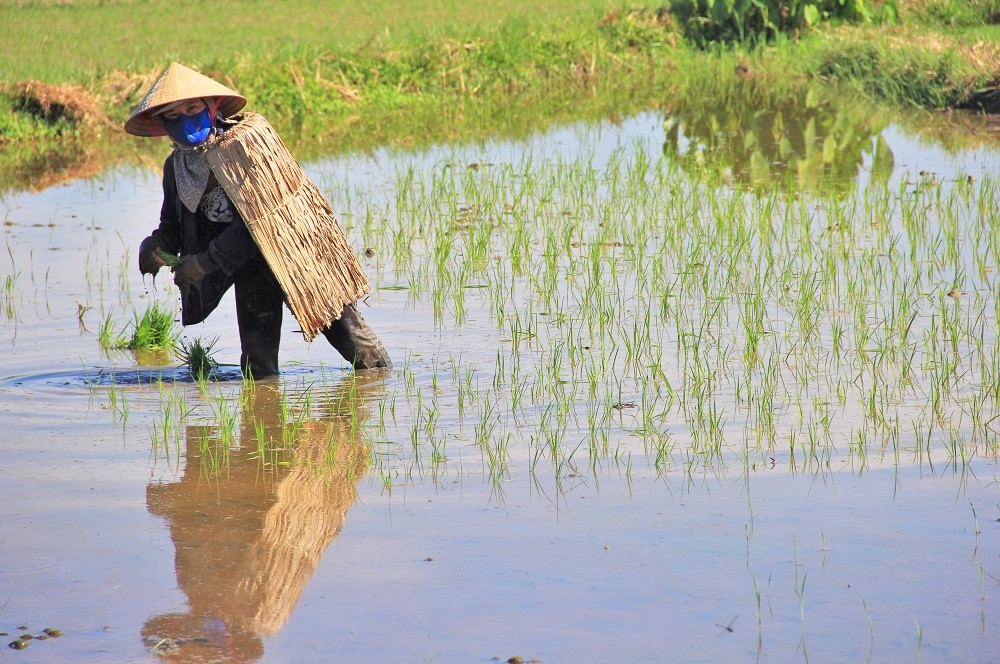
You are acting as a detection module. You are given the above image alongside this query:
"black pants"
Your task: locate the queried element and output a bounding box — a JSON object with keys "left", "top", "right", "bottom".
{"left": 233, "top": 260, "right": 391, "bottom": 378}
{"left": 233, "top": 260, "right": 283, "bottom": 378}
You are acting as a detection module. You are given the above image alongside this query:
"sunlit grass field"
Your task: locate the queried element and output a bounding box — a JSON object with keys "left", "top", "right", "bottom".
{"left": 0, "top": 0, "right": 618, "bottom": 83}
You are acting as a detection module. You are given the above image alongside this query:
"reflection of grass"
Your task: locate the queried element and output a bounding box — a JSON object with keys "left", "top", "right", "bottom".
{"left": 100, "top": 303, "right": 177, "bottom": 350}
{"left": 662, "top": 81, "right": 895, "bottom": 194}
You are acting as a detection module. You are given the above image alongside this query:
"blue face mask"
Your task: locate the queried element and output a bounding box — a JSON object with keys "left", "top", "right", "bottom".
{"left": 163, "top": 106, "right": 214, "bottom": 147}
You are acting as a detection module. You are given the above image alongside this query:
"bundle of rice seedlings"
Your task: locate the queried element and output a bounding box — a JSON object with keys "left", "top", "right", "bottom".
{"left": 155, "top": 249, "right": 183, "bottom": 269}
{"left": 126, "top": 303, "right": 177, "bottom": 350}
{"left": 100, "top": 303, "right": 178, "bottom": 350}
{"left": 176, "top": 336, "right": 220, "bottom": 381}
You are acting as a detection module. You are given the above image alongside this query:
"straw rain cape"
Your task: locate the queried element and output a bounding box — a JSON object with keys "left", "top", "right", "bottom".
{"left": 205, "top": 113, "right": 369, "bottom": 340}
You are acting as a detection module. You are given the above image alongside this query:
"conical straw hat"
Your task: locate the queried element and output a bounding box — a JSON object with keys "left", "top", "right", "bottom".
{"left": 124, "top": 62, "right": 247, "bottom": 137}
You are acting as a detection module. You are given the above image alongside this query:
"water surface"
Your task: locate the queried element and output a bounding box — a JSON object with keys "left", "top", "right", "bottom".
{"left": 1, "top": 99, "right": 1000, "bottom": 662}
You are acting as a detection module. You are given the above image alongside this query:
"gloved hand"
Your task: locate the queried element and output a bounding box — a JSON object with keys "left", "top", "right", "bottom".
{"left": 138, "top": 235, "right": 165, "bottom": 276}
{"left": 173, "top": 253, "right": 211, "bottom": 289}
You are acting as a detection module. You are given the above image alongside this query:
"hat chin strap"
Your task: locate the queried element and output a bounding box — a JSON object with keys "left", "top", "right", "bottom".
{"left": 206, "top": 97, "right": 223, "bottom": 120}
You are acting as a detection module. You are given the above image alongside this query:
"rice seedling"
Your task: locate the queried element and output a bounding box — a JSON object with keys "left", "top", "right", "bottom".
{"left": 175, "top": 336, "right": 220, "bottom": 381}
{"left": 148, "top": 382, "right": 191, "bottom": 470}
{"left": 2, "top": 243, "right": 20, "bottom": 320}
{"left": 102, "top": 376, "right": 131, "bottom": 426}
{"left": 155, "top": 249, "right": 183, "bottom": 269}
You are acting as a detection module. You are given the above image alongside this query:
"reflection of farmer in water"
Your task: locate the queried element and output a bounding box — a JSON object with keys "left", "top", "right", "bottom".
{"left": 124, "top": 62, "right": 390, "bottom": 377}
{"left": 142, "top": 374, "right": 379, "bottom": 660}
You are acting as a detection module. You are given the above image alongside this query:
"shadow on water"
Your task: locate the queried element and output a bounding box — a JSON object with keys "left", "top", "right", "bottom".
{"left": 0, "top": 363, "right": 357, "bottom": 391}
{"left": 661, "top": 82, "right": 896, "bottom": 193}
{"left": 1, "top": 366, "right": 244, "bottom": 389}
{"left": 141, "top": 371, "right": 384, "bottom": 661}
{"left": 0, "top": 130, "right": 168, "bottom": 195}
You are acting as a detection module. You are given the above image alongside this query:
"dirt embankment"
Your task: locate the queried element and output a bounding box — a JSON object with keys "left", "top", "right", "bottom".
{"left": 5, "top": 80, "right": 111, "bottom": 131}
{"left": 0, "top": 73, "right": 163, "bottom": 192}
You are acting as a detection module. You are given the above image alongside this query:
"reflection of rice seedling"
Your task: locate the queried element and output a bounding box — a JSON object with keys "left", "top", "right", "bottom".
{"left": 176, "top": 336, "right": 220, "bottom": 381}
{"left": 2, "top": 246, "right": 19, "bottom": 319}
{"left": 101, "top": 302, "right": 177, "bottom": 350}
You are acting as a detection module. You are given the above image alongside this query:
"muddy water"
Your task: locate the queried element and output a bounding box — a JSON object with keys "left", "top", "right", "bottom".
{"left": 2, "top": 108, "right": 1000, "bottom": 664}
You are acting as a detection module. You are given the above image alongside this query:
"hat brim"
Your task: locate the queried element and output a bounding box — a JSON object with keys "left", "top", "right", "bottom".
{"left": 124, "top": 62, "right": 247, "bottom": 137}
{"left": 125, "top": 95, "right": 247, "bottom": 137}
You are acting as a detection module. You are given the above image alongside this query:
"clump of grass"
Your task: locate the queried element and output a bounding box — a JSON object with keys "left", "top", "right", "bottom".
{"left": 100, "top": 302, "right": 177, "bottom": 350}
{"left": 176, "top": 336, "right": 219, "bottom": 381}
{"left": 807, "top": 28, "right": 990, "bottom": 108}
{"left": 900, "top": 0, "right": 1000, "bottom": 28}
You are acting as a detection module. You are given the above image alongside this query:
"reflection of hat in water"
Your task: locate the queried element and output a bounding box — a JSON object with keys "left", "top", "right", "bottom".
{"left": 124, "top": 62, "right": 247, "bottom": 137}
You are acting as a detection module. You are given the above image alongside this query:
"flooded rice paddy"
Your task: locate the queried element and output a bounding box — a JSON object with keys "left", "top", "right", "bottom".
{"left": 2, "top": 102, "right": 1000, "bottom": 662}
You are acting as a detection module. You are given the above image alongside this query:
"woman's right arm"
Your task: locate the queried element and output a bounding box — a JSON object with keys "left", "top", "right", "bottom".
{"left": 152, "top": 156, "right": 183, "bottom": 253}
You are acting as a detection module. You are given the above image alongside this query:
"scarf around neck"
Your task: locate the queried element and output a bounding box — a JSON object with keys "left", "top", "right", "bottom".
{"left": 171, "top": 128, "right": 222, "bottom": 213}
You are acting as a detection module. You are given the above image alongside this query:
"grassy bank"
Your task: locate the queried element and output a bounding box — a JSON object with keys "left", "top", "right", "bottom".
{"left": 2, "top": 1, "right": 1000, "bottom": 192}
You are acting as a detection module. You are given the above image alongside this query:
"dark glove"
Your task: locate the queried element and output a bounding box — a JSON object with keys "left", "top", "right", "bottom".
{"left": 138, "top": 235, "right": 165, "bottom": 276}
{"left": 173, "top": 253, "right": 212, "bottom": 289}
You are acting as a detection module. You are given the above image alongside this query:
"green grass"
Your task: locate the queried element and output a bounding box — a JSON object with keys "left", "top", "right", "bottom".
{"left": 0, "top": 5, "right": 683, "bottom": 191}
{"left": 803, "top": 25, "right": 1000, "bottom": 108}
{"left": 897, "top": 0, "right": 1000, "bottom": 27}
{"left": 0, "top": 0, "right": 617, "bottom": 83}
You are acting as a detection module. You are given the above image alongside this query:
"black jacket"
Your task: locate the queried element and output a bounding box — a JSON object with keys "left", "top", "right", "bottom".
{"left": 152, "top": 152, "right": 270, "bottom": 325}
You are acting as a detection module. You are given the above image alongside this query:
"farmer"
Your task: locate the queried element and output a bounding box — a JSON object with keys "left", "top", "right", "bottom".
{"left": 124, "top": 63, "right": 390, "bottom": 377}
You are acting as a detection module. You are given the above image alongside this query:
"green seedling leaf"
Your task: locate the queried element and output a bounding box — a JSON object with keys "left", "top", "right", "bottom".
{"left": 155, "top": 249, "right": 183, "bottom": 269}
